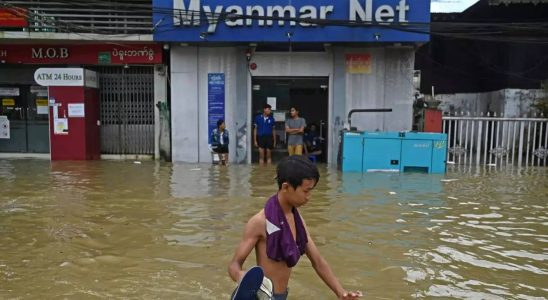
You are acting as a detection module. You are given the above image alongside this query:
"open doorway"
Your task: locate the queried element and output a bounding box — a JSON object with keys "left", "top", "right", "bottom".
{"left": 251, "top": 77, "right": 328, "bottom": 163}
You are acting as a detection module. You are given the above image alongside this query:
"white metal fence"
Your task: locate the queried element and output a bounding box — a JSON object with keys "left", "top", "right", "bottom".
{"left": 443, "top": 113, "right": 548, "bottom": 167}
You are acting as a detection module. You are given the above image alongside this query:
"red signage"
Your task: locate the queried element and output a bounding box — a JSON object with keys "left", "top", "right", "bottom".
{"left": 0, "top": 8, "right": 28, "bottom": 28}
{"left": 0, "top": 44, "right": 162, "bottom": 64}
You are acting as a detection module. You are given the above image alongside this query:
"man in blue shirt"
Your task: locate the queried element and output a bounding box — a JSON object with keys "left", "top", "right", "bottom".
{"left": 254, "top": 104, "right": 276, "bottom": 164}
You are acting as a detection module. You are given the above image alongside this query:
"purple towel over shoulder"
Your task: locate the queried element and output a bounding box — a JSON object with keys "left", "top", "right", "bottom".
{"left": 264, "top": 194, "right": 308, "bottom": 268}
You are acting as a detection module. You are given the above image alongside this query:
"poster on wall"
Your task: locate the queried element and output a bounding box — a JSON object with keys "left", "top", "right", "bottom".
{"left": 54, "top": 118, "right": 69, "bottom": 135}
{"left": 346, "top": 54, "right": 372, "bottom": 74}
{"left": 68, "top": 103, "right": 85, "bottom": 117}
{"left": 53, "top": 104, "right": 69, "bottom": 135}
{"left": 208, "top": 73, "right": 225, "bottom": 144}
{"left": 0, "top": 116, "right": 9, "bottom": 139}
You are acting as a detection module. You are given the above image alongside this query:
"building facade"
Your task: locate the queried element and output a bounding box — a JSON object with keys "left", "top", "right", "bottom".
{"left": 154, "top": 0, "right": 431, "bottom": 164}
{"left": 0, "top": 1, "right": 169, "bottom": 159}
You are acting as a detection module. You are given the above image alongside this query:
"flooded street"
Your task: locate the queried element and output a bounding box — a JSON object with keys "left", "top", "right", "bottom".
{"left": 1, "top": 160, "right": 547, "bottom": 299}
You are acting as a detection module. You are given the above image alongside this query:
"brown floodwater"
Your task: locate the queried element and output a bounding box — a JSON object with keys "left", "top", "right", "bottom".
{"left": 0, "top": 160, "right": 547, "bottom": 299}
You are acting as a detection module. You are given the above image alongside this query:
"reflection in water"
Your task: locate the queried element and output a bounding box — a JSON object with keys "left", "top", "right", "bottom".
{"left": 0, "top": 160, "right": 547, "bottom": 299}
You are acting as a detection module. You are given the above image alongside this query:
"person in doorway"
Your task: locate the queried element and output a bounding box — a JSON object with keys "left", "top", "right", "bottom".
{"left": 304, "top": 123, "right": 323, "bottom": 157}
{"left": 211, "top": 119, "right": 229, "bottom": 165}
{"left": 254, "top": 104, "right": 276, "bottom": 164}
{"left": 285, "top": 107, "right": 306, "bottom": 156}
{"left": 228, "top": 156, "right": 363, "bottom": 300}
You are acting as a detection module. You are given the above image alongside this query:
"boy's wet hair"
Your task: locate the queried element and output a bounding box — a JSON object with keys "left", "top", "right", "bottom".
{"left": 217, "top": 119, "right": 224, "bottom": 128}
{"left": 276, "top": 156, "right": 320, "bottom": 190}
{"left": 263, "top": 104, "right": 272, "bottom": 110}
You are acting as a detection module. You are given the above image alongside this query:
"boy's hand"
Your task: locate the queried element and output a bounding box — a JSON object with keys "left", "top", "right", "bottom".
{"left": 340, "top": 291, "right": 363, "bottom": 300}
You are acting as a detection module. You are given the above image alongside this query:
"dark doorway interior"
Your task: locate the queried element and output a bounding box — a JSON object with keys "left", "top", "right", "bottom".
{"left": 251, "top": 77, "right": 328, "bottom": 163}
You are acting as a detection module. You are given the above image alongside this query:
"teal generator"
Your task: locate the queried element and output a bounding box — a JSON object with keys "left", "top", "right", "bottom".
{"left": 340, "top": 131, "right": 448, "bottom": 173}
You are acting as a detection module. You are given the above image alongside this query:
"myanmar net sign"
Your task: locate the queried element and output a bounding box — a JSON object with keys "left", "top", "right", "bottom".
{"left": 153, "top": 0, "right": 430, "bottom": 42}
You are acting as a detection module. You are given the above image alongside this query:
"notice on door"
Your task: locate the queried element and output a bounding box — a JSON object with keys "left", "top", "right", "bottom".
{"left": 36, "top": 98, "right": 49, "bottom": 115}
{"left": 68, "top": 103, "right": 85, "bottom": 117}
{"left": 0, "top": 116, "right": 9, "bottom": 139}
{"left": 267, "top": 97, "right": 277, "bottom": 111}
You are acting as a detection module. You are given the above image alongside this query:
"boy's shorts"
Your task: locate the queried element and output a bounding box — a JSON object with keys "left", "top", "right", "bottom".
{"left": 231, "top": 277, "right": 288, "bottom": 300}
{"left": 256, "top": 277, "right": 288, "bottom": 300}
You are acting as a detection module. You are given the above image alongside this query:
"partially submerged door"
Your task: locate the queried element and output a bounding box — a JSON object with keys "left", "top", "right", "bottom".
{"left": 0, "top": 85, "right": 49, "bottom": 153}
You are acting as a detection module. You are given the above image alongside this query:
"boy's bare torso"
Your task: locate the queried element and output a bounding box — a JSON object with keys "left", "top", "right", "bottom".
{"left": 253, "top": 209, "right": 301, "bottom": 294}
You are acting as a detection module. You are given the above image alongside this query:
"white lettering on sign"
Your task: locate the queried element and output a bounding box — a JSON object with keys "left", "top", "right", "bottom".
{"left": 0, "top": 50, "right": 7, "bottom": 57}
{"left": 173, "top": 0, "right": 408, "bottom": 33}
{"left": 34, "top": 68, "right": 85, "bottom": 86}
{"left": 350, "top": 0, "right": 408, "bottom": 22}
{"left": 31, "top": 47, "right": 70, "bottom": 59}
{"left": 112, "top": 46, "right": 155, "bottom": 61}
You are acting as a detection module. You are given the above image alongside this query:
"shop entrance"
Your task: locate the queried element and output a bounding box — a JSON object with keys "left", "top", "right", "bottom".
{"left": 251, "top": 77, "right": 328, "bottom": 163}
{"left": 0, "top": 85, "right": 50, "bottom": 153}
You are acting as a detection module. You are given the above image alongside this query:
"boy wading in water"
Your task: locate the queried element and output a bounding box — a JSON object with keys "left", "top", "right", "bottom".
{"left": 228, "top": 156, "right": 362, "bottom": 299}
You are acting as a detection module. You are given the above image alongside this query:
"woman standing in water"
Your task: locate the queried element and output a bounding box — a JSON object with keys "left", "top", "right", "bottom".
{"left": 211, "top": 119, "right": 229, "bottom": 165}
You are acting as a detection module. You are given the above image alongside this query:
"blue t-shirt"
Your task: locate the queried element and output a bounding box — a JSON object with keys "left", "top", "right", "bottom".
{"left": 254, "top": 114, "right": 275, "bottom": 136}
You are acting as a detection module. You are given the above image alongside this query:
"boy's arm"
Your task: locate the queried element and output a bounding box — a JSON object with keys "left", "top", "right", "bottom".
{"left": 305, "top": 236, "right": 346, "bottom": 297}
{"left": 303, "top": 219, "right": 362, "bottom": 299}
{"left": 228, "top": 213, "right": 263, "bottom": 282}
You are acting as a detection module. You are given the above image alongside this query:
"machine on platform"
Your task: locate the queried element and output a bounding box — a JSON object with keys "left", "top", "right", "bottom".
{"left": 339, "top": 109, "right": 448, "bottom": 173}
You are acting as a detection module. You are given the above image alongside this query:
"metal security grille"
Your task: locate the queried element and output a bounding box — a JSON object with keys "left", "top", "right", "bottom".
{"left": 93, "top": 66, "right": 154, "bottom": 155}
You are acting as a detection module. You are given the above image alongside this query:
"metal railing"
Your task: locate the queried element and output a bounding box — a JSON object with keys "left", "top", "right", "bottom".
{"left": 443, "top": 112, "right": 548, "bottom": 167}
{"left": 2, "top": 0, "right": 152, "bottom": 35}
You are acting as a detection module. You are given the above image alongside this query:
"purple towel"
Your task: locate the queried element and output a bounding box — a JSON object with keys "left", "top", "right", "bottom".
{"left": 264, "top": 194, "right": 308, "bottom": 267}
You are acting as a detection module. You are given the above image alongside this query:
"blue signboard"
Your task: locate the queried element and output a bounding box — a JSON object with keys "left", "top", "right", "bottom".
{"left": 208, "top": 73, "right": 225, "bottom": 144}
{"left": 153, "top": 0, "right": 430, "bottom": 42}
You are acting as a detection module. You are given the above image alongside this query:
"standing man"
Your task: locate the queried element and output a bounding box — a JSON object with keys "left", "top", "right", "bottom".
{"left": 254, "top": 104, "right": 276, "bottom": 164}
{"left": 285, "top": 106, "right": 306, "bottom": 156}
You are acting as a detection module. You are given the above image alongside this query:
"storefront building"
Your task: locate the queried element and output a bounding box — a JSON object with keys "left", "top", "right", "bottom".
{"left": 0, "top": 43, "right": 167, "bottom": 158}
{"left": 153, "top": 0, "right": 430, "bottom": 164}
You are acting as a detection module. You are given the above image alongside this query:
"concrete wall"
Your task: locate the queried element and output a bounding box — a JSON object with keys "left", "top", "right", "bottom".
{"left": 171, "top": 47, "right": 199, "bottom": 162}
{"left": 171, "top": 45, "right": 417, "bottom": 164}
{"left": 338, "top": 46, "right": 415, "bottom": 132}
{"left": 333, "top": 46, "right": 415, "bottom": 163}
{"left": 154, "top": 65, "right": 170, "bottom": 161}
{"left": 438, "top": 89, "right": 544, "bottom": 117}
{"left": 171, "top": 46, "right": 241, "bottom": 163}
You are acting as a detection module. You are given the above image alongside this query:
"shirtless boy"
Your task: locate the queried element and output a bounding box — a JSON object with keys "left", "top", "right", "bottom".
{"left": 228, "top": 156, "right": 362, "bottom": 299}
